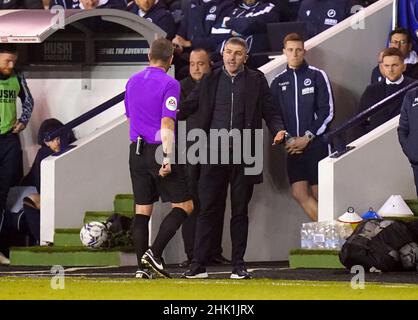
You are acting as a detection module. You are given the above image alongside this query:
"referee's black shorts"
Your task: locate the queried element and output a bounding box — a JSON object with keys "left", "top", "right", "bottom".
{"left": 287, "top": 142, "right": 328, "bottom": 186}
{"left": 129, "top": 142, "right": 191, "bottom": 205}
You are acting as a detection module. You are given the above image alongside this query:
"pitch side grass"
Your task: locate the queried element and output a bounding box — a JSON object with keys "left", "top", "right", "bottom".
{"left": 1, "top": 277, "right": 418, "bottom": 300}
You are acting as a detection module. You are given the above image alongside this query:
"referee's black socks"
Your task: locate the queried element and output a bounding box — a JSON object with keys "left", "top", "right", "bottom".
{"left": 133, "top": 214, "right": 150, "bottom": 266}
{"left": 151, "top": 207, "right": 188, "bottom": 258}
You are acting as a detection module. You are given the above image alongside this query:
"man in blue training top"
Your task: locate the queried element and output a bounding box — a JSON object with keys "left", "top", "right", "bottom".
{"left": 270, "top": 33, "right": 334, "bottom": 222}
{"left": 297, "top": 0, "right": 361, "bottom": 39}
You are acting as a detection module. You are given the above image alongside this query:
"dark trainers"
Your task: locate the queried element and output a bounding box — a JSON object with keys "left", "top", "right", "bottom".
{"left": 135, "top": 268, "right": 152, "bottom": 279}
{"left": 179, "top": 259, "right": 192, "bottom": 268}
{"left": 141, "top": 249, "right": 171, "bottom": 278}
{"left": 181, "top": 264, "right": 208, "bottom": 279}
{"left": 230, "top": 267, "right": 252, "bottom": 279}
{"left": 208, "top": 254, "right": 231, "bottom": 265}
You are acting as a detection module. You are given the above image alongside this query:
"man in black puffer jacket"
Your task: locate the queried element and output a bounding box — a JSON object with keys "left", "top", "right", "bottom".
{"left": 179, "top": 37, "right": 285, "bottom": 280}
{"left": 297, "top": 0, "right": 362, "bottom": 39}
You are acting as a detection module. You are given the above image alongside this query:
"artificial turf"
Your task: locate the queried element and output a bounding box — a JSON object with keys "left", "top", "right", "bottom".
{"left": 1, "top": 277, "right": 418, "bottom": 300}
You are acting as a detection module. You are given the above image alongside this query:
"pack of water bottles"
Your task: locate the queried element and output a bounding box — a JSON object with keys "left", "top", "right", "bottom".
{"left": 300, "top": 221, "right": 354, "bottom": 250}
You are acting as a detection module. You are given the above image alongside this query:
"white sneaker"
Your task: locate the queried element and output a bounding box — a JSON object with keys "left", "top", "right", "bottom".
{"left": 0, "top": 252, "right": 10, "bottom": 265}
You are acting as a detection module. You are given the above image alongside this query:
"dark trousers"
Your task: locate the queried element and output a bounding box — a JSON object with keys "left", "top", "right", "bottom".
{"left": 413, "top": 164, "right": 418, "bottom": 197}
{"left": 194, "top": 164, "right": 254, "bottom": 268}
{"left": 0, "top": 206, "right": 38, "bottom": 257}
{"left": 0, "top": 134, "right": 21, "bottom": 213}
{"left": 181, "top": 164, "right": 225, "bottom": 260}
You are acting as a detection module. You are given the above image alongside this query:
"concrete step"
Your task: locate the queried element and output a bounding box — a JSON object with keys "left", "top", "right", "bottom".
{"left": 114, "top": 194, "right": 134, "bottom": 213}
{"left": 289, "top": 249, "right": 344, "bottom": 269}
{"left": 9, "top": 246, "right": 136, "bottom": 266}
{"left": 54, "top": 229, "right": 81, "bottom": 247}
{"left": 383, "top": 215, "right": 418, "bottom": 222}
{"left": 405, "top": 199, "right": 418, "bottom": 216}
{"left": 83, "top": 211, "right": 134, "bottom": 224}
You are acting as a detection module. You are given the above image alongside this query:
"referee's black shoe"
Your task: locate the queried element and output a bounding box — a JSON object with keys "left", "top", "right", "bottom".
{"left": 181, "top": 263, "right": 208, "bottom": 279}
{"left": 141, "top": 249, "right": 171, "bottom": 278}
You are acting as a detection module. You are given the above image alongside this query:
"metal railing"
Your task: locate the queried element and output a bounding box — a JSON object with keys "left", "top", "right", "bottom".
{"left": 45, "top": 91, "right": 125, "bottom": 153}
{"left": 323, "top": 80, "right": 418, "bottom": 158}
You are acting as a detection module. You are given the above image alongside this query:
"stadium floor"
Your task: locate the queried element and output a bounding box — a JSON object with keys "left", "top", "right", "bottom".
{"left": 1, "top": 261, "right": 418, "bottom": 284}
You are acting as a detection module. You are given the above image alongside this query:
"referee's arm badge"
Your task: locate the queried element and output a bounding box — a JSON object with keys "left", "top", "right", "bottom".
{"left": 165, "top": 96, "right": 178, "bottom": 111}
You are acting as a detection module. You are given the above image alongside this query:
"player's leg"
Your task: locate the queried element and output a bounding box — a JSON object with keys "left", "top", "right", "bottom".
{"left": 142, "top": 163, "right": 193, "bottom": 278}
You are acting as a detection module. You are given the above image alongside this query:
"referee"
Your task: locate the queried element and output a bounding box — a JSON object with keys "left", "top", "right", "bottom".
{"left": 125, "top": 38, "right": 193, "bottom": 279}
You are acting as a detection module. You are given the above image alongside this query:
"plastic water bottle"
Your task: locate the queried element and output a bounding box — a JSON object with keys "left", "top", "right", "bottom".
{"left": 313, "top": 222, "right": 325, "bottom": 249}
{"left": 301, "top": 223, "right": 314, "bottom": 249}
{"left": 328, "top": 223, "right": 340, "bottom": 249}
{"left": 324, "top": 224, "right": 333, "bottom": 249}
{"left": 301, "top": 223, "right": 309, "bottom": 249}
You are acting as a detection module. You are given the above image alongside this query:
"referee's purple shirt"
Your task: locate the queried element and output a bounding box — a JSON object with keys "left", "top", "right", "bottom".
{"left": 125, "top": 66, "right": 180, "bottom": 143}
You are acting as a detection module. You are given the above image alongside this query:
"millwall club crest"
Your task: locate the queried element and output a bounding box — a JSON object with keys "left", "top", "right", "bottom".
{"left": 327, "top": 9, "right": 336, "bottom": 18}
{"left": 304, "top": 78, "right": 312, "bottom": 86}
{"left": 324, "top": 9, "right": 338, "bottom": 27}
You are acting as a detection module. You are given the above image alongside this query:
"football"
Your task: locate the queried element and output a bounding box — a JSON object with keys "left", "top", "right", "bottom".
{"left": 80, "top": 221, "right": 108, "bottom": 248}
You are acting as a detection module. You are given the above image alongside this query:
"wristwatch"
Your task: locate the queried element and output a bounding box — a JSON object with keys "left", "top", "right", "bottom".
{"left": 163, "top": 151, "right": 171, "bottom": 164}
{"left": 304, "top": 130, "right": 315, "bottom": 142}
{"left": 163, "top": 157, "right": 171, "bottom": 166}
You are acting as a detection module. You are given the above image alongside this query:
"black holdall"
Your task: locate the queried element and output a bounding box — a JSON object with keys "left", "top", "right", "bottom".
{"left": 399, "top": 242, "right": 418, "bottom": 270}
{"left": 104, "top": 213, "right": 133, "bottom": 247}
{"left": 339, "top": 219, "right": 416, "bottom": 272}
